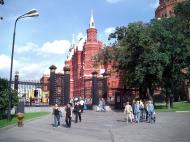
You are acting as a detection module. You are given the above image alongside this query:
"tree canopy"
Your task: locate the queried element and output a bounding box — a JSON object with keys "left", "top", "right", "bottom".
{"left": 94, "top": 0, "right": 190, "bottom": 108}
{"left": 0, "top": 78, "right": 18, "bottom": 119}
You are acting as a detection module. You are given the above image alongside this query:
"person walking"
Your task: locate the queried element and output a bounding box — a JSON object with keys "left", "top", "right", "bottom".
{"left": 124, "top": 102, "right": 133, "bottom": 123}
{"left": 74, "top": 101, "right": 82, "bottom": 123}
{"left": 147, "top": 100, "right": 155, "bottom": 123}
{"left": 52, "top": 104, "right": 61, "bottom": 127}
{"left": 65, "top": 103, "right": 72, "bottom": 128}
{"left": 134, "top": 101, "right": 140, "bottom": 123}
{"left": 139, "top": 100, "right": 144, "bottom": 121}
{"left": 80, "top": 99, "right": 85, "bottom": 113}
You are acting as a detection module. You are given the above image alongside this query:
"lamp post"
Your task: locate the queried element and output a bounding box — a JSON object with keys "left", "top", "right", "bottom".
{"left": 8, "top": 9, "right": 39, "bottom": 121}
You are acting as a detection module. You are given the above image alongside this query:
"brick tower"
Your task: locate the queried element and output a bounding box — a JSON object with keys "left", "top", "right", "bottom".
{"left": 155, "top": 0, "right": 186, "bottom": 18}
{"left": 65, "top": 11, "right": 103, "bottom": 98}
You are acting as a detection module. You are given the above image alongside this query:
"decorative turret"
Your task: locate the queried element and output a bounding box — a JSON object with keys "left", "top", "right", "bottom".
{"left": 89, "top": 10, "right": 95, "bottom": 28}
{"left": 87, "top": 10, "right": 97, "bottom": 42}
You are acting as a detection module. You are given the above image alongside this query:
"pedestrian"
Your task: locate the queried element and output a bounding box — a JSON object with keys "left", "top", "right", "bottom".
{"left": 147, "top": 100, "right": 155, "bottom": 123}
{"left": 74, "top": 101, "right": 82, "bottom": 123}
{"left": 65, "top": 103, "right": 72, "bottom": 128}
{"left": 139, "top": 100, "right": 144, "bottom": 121}
{"left": 52, "top": 104, "right": 61, "bottom": 127}
{"left": 131, "top": 99, "right": 136, "bottom": 122}
{"left": 124, "top": 102, "right": 133, "bottom": 123}
{"left": 134, "top": 101, "right": 140, "bottom": 123}
{"left": 102, "top": 98, "right": 106, "bottom": 112}
{"left": 80, "top": 98, "right": 85, "bottom": 113}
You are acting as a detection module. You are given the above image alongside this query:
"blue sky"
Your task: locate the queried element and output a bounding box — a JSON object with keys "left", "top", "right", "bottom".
{"left": 0, "top": 0, "right": 159, "bottom": 80}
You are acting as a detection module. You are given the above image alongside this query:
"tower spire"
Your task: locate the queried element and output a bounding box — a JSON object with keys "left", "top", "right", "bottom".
{"left": 89, "top": 9, "right": 95, "bottom": 28}
{"left": 72, "top": 33, "right": 75, "bottom": 46}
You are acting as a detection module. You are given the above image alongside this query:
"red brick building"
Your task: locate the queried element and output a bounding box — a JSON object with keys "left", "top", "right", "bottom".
{"left": 65, "top": 13, "right": 123, "bottom": 100}
{"left": 40, "top": 13, "right": 138, "bottom": 105}
{"left": 40, "top": 66, "right": 64, "bottom": 105}
{"left": 155, "top": 0, "right": 186, "bottom": 18}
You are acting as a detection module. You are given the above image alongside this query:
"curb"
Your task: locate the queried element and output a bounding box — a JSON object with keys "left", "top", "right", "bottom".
{"left": 175, "top": 111, "right": 190, "bottom": 113}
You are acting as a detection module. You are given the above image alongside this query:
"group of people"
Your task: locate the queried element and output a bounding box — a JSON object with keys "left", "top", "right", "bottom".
{"left": 124, "top": 100, "right": 155, "bottom": 124}
{"left": 52, "top": 99, "right": 84, "bottom": 128}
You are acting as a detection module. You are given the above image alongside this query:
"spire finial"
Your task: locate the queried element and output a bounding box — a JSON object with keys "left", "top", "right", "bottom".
{"left": 72, "top": 33, "right": 75, "bottom": 45}
{"left": 89, "top": 9, "right": 95, "bottom": 28}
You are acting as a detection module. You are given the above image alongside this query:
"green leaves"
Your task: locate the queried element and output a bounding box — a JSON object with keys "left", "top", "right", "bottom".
{"left": 93, "top": 0, "right": 190, "bottom": 102}
{"left": 0, "top": 78, "right": 18, "bottom": 119}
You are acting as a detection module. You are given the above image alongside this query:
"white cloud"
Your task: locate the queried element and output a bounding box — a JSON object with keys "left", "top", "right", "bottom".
{"left": 0, "top": 54, "right": 11, "bottom": 70}
{"left": 76, "top": 32, "right": 86, "bottom": 41}
{"left": 40, "top": 40, "right": 71, "bottom": 54}
{"left": 106, "top": 0, "right": 124, "bottom": 4}
{"left": 19, "top": 63, "right": 43, "bottom": 80}
{"left": 0, "top": 39, "right": 71, "bottom": 80}
{"left": 77, "top": 38, "right": 85, "bottom": 51}
{"left": 104, "top": 27, "right": 115, "bottom": 36}
{"left": 15, "top": 42, "right": 38, "bottom": 53}
{"left": 0, "top": 54, "right": 18, "bottom": 70}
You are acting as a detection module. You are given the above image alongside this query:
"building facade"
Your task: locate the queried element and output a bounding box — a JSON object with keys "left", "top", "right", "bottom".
{"left": 41, "top": 13, "right": 138, "bottom": 105}
{"left": 65, "top": 13, "right": 126, "bottom": 100}
{"left": 40, "top": 65, "right": 64, "bottom": 105}
{"left": 155, "top": 0, "right": 186, "bottom": 18}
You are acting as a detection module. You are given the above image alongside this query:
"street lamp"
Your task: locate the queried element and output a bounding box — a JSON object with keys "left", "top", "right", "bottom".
{"left": 8, "top": 9, "right": 39, "bottom": 120}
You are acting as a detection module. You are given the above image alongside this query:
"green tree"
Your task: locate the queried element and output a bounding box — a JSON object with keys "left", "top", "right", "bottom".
{"left": 93, "top": 46, "right": 114, "bottom": 72}
{"left": 150, "top": 16, "right": 190, "bottom": 108}
{"left": 109, "top": 23, "right": 166, "bottom": 102}
{"left": 174, "top": 0, "right": 190, "bottom": 29}
{"left": 0, "top": 78, "right": 18, "bottom": 119}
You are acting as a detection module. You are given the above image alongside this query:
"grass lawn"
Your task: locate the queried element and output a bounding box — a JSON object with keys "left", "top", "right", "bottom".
{"left": 155, "top": 101, "right": 190, "bottom": 112}
{"left": 0, "top": 112, "right": 50, "bottom": 128}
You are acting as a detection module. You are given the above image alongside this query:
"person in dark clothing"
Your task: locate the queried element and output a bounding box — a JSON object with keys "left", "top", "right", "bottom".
{"left": 53, "top": 104, "right": 60, "bottom": 127}
{"left": 74, "top": 101, "right": 82, "bottom": 123}
{"left": 65, "top": 103, "right": 72, "bottom": 128}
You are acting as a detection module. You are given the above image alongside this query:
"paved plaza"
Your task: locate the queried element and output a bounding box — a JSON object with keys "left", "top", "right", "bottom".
{"left": 0, "top": 110, "right": 190, "bottom": 142}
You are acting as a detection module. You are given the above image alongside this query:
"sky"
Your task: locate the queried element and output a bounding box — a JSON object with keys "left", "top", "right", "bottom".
{"left": 0, "top": 0, "right": 159, "bottom": 80}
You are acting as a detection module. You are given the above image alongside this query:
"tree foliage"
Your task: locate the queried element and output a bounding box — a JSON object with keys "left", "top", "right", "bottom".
{"left": 93, "top": 0, "right": 190, "bottom": 108}
{"left": 0, "top": 78, "right": 18, "bottom": 119}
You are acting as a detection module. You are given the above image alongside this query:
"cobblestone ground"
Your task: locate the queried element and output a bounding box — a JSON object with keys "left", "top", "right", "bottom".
{"left": 0, "top": 111, "right": 190, "bottom": 142}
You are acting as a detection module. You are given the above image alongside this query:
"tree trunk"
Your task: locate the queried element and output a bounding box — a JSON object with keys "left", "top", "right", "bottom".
{"left": 170, "top": 95, "right": 174, "bottom": 108}
{"left": 147, "top": 88, "right": 154, "bottom": 103}
{"left": 139, "top": 86, "right": 147, "bottom": 100}
{"left": 166, "top": 96, "right": 171, "bottom": 109}
{"left": 166, "top": 89, "right": 171, "bottom": 110}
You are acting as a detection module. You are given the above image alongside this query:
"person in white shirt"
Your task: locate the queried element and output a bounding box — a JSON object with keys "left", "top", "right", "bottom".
{"left": 80, "top": 99, "right": 84, "bottom": 113}
{"left": 124, "top": 102, "right": 133, "bottom": 123}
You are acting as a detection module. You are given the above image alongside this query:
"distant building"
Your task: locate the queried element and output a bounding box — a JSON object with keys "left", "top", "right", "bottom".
{"left": 155, "top": 0, "right": 186, "bottom": 18}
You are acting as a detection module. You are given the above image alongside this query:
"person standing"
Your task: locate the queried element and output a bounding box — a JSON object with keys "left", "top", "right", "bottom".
{"left": 134, "top": 101, "right": 140, "bottom": 123}
{"left": 147, "top": 100, "right": 155, "bottom": 123}
{"left": 74, "top": 101, "right": 82, "bottom": 123}
{"left": 124, "top": 102, "right": 133, "bottom": 123}
{"left": 65, "top": 103, "right": 72, "bottom": 128}
{"left": 52, "top": 104, "right": 60, "bottom": 127}
{"left": 80, "top": 99, "right": 85, "bottom": 113}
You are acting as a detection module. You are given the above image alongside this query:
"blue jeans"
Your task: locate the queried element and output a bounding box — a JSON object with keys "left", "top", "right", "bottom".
{"left": 148, "top": 112, "right": 154, "bottom": 123}
{"left": 135, "top": 112, "right": 140, "bottom": 123}
{"left": 54, "top": 115, "right": 60, "bottom": 127}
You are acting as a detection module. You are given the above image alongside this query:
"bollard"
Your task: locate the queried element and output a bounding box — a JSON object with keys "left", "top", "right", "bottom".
{"left": 17, "top": 112, "right": 24, "bottom": 127}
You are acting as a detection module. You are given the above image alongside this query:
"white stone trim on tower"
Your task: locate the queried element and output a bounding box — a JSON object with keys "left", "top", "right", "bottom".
{"left": 89, "top": 9, "right": 95, "bottom": 28}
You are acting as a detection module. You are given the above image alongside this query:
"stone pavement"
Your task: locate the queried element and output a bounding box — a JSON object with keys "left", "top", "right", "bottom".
{"left": 0, "top": 111, "right": 190, "bottom": 142}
